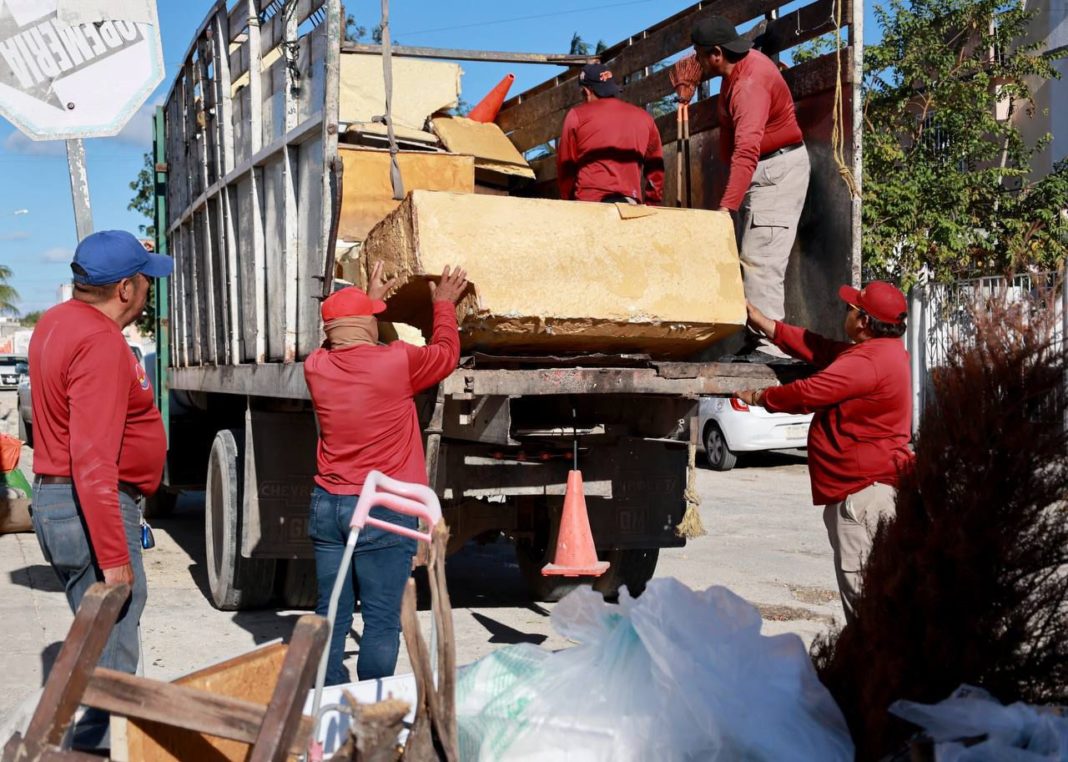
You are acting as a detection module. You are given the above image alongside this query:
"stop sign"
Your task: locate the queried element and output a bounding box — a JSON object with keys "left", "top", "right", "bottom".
{"left": 0, "top": 0, "right": 163, "bottom": 140}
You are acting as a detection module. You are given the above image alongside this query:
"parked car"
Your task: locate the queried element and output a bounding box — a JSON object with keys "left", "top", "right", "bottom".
{"left": 0, "top": 355, "right": 26, "bottom": 390}
{"left": 16, "top": 345, "right": 143, "bottom": 448}
{"left": 697, "top": 395, "right": 813, "bottom": 471}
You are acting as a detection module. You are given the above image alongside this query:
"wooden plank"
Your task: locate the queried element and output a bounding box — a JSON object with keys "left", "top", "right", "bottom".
{"left": 85, "top": 669, "right": 272, "bottom": 743}
{"left": 620, "top": 0, "right": 850, "bottom": 111}
{"left": 231, "top": 0, "right": 325, "bottom": 81}
{"left": 341, "top": 42, "right": 595, "bottom": 65}
{"left": 509, "top": 48, "right": 849, "bottom": 154}
{"left": 124, "top": 644, "right": 312, "bottom": 762}
{"left": 248, "top": 615, "right": 328, "bottom": 762}
{"left": 497, "top": 0, "right": 783, "bottom": 135}
{"left": 22, "top": 584, "right": 129, "bottom": 748}
{"left": 442, "top": 363, "right": 801, "bottom": 398}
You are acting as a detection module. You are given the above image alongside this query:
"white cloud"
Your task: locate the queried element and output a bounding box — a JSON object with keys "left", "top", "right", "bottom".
{"left": 41, "top": 247, "right": 74, "bottom": 263}
{"left": 0, "top": 231, "right": 30, "bottom": 241}
{"left": 12, "top": 209, "right": 28, "bottom": 216}
{"left": 3, "top": 131, "right": 65, "bottom": 157}
{"left": 110, "top": 98, "right": 165, "bottom": 149}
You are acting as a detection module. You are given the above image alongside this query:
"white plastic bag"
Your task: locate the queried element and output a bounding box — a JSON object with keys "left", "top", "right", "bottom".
{"left": 890, "top": 685, "right": 1068, "bottom": 761}
{"left": 456, "top": 577, "right": 854, "bottom": 761}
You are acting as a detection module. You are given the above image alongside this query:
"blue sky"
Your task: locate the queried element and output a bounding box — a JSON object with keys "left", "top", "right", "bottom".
{"left": 0, "top": 0, "right": 883, "bottom": 314}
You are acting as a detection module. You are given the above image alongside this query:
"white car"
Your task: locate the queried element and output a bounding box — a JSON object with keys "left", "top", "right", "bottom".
{"left": 697, "top": 396, "right": 813, "bottom": 471}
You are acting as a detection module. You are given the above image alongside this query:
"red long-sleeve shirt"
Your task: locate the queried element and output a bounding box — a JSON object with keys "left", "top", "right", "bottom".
{"left": 762, "top": 322, "right": 914, "bottom": 505}
{"left": 304, "top": 301, "right": 460, "bottom": 493}
{"left": 716, "top": 50, "right": 804, "bottom": 211}
{"left": 557, "top": 97, "right": 664, "bottom": 204}
{"left": 30, "top": 300, "right": 166, "bottom": 570}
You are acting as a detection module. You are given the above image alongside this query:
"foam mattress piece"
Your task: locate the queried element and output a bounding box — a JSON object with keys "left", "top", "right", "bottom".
{"left": 362, "top": 191, "right": 745, "bottom": 357}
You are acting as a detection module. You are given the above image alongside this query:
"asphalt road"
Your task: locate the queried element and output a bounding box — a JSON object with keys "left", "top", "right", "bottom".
{"left": 0, "top": 389, "right": 841, "bottom": 721}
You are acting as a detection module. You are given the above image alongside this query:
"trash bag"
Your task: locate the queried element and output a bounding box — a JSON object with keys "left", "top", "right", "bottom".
{"left": 456, "top": 577, "right": 854, "bottom": 761}
{"left": 891, "top": 685, "right": 1068, "bottom": 761}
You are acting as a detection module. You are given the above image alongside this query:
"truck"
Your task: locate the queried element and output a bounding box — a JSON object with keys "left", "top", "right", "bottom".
{"left": 153, "top": 0, "right": 861, "bottom": 609}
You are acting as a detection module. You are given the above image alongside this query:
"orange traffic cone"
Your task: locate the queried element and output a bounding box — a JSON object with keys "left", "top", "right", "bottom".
{"left": 542, "top": 470, "right": 610, "bottom": 577}
{"left": 467, "top": 73, "right": 515, "bottom": 123}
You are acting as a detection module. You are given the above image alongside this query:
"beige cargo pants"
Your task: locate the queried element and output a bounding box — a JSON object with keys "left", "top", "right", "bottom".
{"left": 822, "top": 481, "right": 896, "bottom": 625}
{"left": 736, "top": 146, "right": 810, "bottom": 355}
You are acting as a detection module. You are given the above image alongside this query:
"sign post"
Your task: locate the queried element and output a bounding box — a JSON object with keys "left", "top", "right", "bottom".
{"left": 0, "top": 0, "right": 164, "bottom": 240}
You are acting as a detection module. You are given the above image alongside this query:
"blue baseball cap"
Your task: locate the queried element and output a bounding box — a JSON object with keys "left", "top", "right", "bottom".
{"left": 71, "top": 230, "right": 173, "bottom": 285}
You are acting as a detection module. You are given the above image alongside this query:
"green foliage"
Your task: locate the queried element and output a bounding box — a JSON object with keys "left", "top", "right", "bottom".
{"left": 0, "top": 264, "right": 18, "bottom": 316}
{"left": 345, "top": 14, "right": 384, "bottom": 44}
{"left": 128, "top": 150, "right": 157, "bottom": 338}
{"left": 790, "top": 33, "right": 835, "bottom": 66}
{"left": 127, "top": 151, "right": 155, "bottom": 238}
{"left": 569, "top": 32, "right": 606, "bottom": 57}
{"left": 862, "top": 0, "right": 1068, "bottom": 284}
{"left": 19, "top": 310, "right": 42, "bottom": 327}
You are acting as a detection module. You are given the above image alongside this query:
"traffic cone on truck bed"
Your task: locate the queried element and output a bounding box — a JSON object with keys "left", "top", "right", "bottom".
{"left": 542, "top": 470, "right": 610, "bottom": 577}
{"left": 468, "top": 73, "right": 515, "bottom": 123}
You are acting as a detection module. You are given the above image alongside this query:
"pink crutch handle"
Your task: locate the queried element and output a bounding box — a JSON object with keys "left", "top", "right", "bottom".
{"left": 351, "top": 471, "right": 442, "bottom": 544}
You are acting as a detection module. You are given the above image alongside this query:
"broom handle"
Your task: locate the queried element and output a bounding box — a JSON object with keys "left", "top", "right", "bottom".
{"left": 682, "top": 103, "right": 692, "bottom": 209}
{"left": 676, "top": 105, "right": 684, "bottom": 208}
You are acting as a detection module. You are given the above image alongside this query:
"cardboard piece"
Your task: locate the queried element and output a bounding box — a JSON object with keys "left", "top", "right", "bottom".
{"left": 337, "top": 146, "right": 474, "bottom": 241}
{"left": 430, "top": 116, "right": 536, "bottom": 181}
{"left": 339, "top": 54, "right": 462, "bottom": 139}
{"left": 362, "top": 191, "right": 746, "bottom": 358}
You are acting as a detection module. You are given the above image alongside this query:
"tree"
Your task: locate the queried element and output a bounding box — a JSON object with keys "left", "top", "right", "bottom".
{"left": 862, "top": 0, "right": 1068, "bottom": 283}
{"left": 128, "top": 151, "right": 157, "bottom": 338}
{"left": 345, "top": 14, "right": 384, "bottom": 44}
{"left": 20, "top": 310, "right": 43, "bottom": 327}
{"left": 0, "top": 265, "right": 19, "bottom": 316}
{"left": 569, "top": 33, "right": 606, "bottom": 56}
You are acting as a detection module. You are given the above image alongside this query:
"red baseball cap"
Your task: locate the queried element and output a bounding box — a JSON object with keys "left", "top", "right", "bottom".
{"left": 321, "top": 287, "right": 387, "bottom": 321}
{"left": 838, "top": 281, "right": 907, "bottom": 324}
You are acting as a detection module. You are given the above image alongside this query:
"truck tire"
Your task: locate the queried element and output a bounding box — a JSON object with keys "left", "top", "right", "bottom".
{"left": 279, "top": 559, "right": 319, "bottom": 609}
{"left": 704, "top": 422, "right": 738, "bottom": 471}
{"left": 205, "top": 429, "right": 276, "bottom": 610}
{"left": 515, "top": 541, "right": 660, "bottom": 603}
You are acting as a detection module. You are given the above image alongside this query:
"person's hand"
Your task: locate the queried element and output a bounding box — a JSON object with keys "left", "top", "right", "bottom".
{"left": 102, "top": 563, "right": 134, "bottom": 595}
{"left": 715, "top": 207, "right": 732, "bottom": 215}
{"left": 736, "top": 389, "right": 766, "bottom": 407}
{"left": 367, "top": 261, "right": 400, "bottom": 302}
{"left": 429, "top": 265, "right": 468, "bottom": 304}
{"left": 746, "top": 301, "right": 776, "bottom": 339}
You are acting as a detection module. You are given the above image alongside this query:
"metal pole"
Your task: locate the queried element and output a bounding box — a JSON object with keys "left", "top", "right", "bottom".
{"left": 909, "top": 284, "right": 924, "bottom": 437}
{"left": 65, "top": 139, "right": 92, "bottom": 240}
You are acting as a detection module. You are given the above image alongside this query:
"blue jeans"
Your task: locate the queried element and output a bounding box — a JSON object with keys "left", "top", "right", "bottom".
{"left": 309, "top": 486, "right": 417, "bottom": 685}
{"left": 30, "top": 483, "right": 146, "bottom": 750}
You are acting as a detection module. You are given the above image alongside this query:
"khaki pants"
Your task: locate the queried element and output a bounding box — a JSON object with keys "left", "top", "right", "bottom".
{"left": 736, "top": 146, "right": 810, "bottom": 354}
{"left": 822, "top": 482, "right": 896, "bottom": 625}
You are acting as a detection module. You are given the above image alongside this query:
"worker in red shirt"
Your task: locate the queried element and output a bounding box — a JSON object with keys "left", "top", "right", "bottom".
{"left": 303, "top": 263, "right": 467, "bottom": 685}
{"left": 557, "top": 62, "right": 665, "bottom": 205}
{"left": 737, "top": 282, "right": 914, "bottom": 624}
{"left": 29, "top": 230, "right": 172, "bottom": 750}
{"left": 692, "top": 16, "right": 810, "bottom": 359}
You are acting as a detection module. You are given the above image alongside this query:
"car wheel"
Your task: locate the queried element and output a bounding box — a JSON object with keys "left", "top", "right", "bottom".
{"left": 704, "top": 422, "right": 738, "bottom": 471}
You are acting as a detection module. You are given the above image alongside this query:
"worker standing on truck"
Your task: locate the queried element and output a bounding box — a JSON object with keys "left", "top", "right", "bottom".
{"left": 303, "top": 263, "right": 468, "bottom": 685}
{"left": 557, "top": 62, "right": 665, "bottom": 205}
{"left": 28, "top": 231, "right": 173, "bottom": 751}
{"left": 691, "top": 15, "right": 810, "bottom": 359}
{"left": 736, "top": 282, "right": 913, "bottom": 624}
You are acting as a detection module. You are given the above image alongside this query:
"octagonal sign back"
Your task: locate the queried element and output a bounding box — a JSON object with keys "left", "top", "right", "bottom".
{"left": 0, "top": 0, "right": 163, "bottom": 140}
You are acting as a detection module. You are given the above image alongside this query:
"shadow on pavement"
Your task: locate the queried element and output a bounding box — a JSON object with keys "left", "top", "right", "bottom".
{"left": 470, "top": 611, "right": 547, "bottom": 645}
{"left": 7, "top": 565, "right": 63, "bottom": 594}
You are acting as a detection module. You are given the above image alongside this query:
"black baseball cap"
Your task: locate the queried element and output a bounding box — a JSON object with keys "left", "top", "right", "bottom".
{"left": 691, "top": 15, "right": 753, "bottom": 54}
{"left": 578, "top": 63, "right": 621, "bottom": 98}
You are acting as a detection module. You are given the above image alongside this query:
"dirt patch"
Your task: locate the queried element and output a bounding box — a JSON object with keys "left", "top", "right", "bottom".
{"left": 788, "top": 584, "right": 839, "bottom": 605}
{"left": 757, "top": 603, "right": 834, "bottom": 624}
